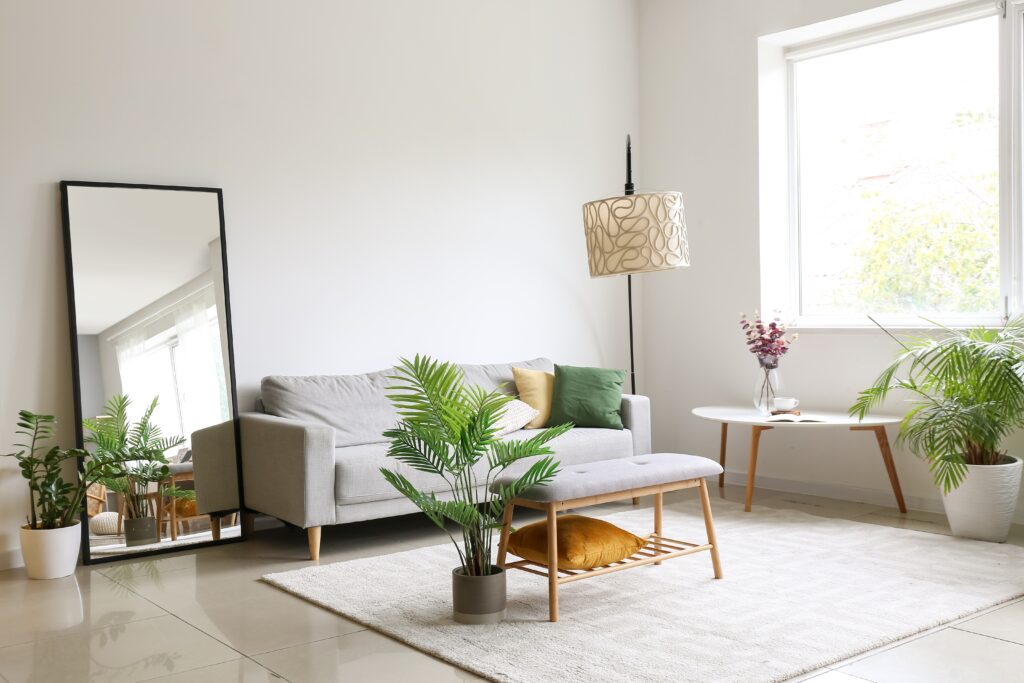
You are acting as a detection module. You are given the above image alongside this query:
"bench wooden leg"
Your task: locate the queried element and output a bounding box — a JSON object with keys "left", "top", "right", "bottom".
{"left": 307, "top": 526, "right": 321, "bottom": 561}
{"left": 547, "top": 503, "right": 559, "bottom": 622}
{"left": 497, "top": 503, "right": 514, "bottom": 568}
{"left": 699, "top": 479, "right": 723, "bottom": 579}
{"left": 653, "top": 492, "right": 663, "bottom": 565}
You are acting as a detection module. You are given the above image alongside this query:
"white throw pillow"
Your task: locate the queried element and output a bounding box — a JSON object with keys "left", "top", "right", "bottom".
{"left": 495, "top": 399, "right": 541, "bottom": 436}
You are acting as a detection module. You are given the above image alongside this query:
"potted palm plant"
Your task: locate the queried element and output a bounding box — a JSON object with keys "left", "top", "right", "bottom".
{"left": 380, "top": 356, "right": 572, "bottom": 624}
{"left": 852, "top": 318, "right": 1024, "bottom": 542}
{"left": 84, "top": 395, "right": 185, "bottom": 547}
{"left": 3, "top": 411, "right": 131, "bottom": 578}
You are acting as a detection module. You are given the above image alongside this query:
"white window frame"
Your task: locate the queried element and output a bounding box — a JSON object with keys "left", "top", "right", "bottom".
{"left": 758, "top": 0, "right": 1020, "bottom": 329}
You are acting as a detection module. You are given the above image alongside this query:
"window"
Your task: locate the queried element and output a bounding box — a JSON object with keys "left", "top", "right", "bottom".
{"left": 760, "top": 1, "right": 1019, "bottom": 327}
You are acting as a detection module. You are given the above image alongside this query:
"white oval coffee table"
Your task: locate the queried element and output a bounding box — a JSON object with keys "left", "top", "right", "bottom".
{"left": 692, "top": 406, "right": 905, "bottom": 513}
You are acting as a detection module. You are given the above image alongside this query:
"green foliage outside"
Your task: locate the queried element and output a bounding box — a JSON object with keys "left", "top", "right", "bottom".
{"left": 851, "top": 172, "right": 999, "bottom": 315}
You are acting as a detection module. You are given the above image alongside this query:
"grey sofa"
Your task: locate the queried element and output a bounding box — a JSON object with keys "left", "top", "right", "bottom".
{"left": 240, "top": 358, "right": 651, "bottom": 559}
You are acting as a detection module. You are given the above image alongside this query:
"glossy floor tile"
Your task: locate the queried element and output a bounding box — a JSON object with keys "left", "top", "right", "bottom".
{"left": 0, "top": 571, "right": 164, "bottom": 648}
{"left": 955, "top": 599, "right": 1024, "bottom": 644}
{"left": 1, "top": 482, "right": 1022, "bottom": 682}
{"left": 838, "top": 628, "right": 1024, "bottom": 682}
{"left": 252, "top": 629, "right": 483, "bottom": 682}
{"left": 148, "top": 657, "right": 285, "bottom": 682}
{"left": 0, "top": 614, "right": 240, "bottom": 682}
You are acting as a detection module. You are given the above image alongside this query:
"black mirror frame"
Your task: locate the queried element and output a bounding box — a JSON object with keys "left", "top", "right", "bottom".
{"left": 60, "top": 180, "right": 246, "bottom": 564}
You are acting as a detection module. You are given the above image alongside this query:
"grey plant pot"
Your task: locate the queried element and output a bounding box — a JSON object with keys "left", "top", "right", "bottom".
{"left": 124, "top": 517, "right": 158, "bottom": 547}
{"left": 452, "top": 566, "right": 506, "bottom": 624}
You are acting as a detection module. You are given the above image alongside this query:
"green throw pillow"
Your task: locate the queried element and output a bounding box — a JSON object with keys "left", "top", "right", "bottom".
{"left": 548, "top": 364, "right": 625, "bottom": 430}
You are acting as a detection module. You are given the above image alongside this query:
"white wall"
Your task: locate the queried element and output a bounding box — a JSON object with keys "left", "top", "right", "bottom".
{"left": 0, "top": 0, "right": 639, "bottom": 569}
{"left": 637, "top": 0, "right": 1024, "bottom": 516}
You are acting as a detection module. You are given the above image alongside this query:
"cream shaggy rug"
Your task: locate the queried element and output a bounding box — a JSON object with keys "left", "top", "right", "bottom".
{"left": 263, "top": 499, "right": 1024, "bottom": 682}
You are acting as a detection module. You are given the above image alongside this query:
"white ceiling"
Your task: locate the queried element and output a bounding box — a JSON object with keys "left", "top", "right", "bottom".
{"left": 67, "top": 186, "right": 221, "bottom": 335}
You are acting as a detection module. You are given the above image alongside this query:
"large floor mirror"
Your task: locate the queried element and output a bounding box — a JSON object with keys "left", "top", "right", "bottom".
{"left": 61, "top": 181, "right": 244, "bottom": 563}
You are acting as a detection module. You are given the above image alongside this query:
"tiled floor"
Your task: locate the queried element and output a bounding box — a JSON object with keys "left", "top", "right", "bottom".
{"left": 0, "top": 484, "right": 1022, "bottom": 682}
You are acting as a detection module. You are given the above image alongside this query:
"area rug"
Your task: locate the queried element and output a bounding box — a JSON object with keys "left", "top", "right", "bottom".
{"left": 263, "top": 499, "right": 1024, "bottom": 682}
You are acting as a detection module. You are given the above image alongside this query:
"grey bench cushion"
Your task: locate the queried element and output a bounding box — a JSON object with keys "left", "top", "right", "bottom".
{"left": 490, "top": 453, "right": 723, "bottom": 502}
{"left": 337, "top": 427, "right": 633, "bottom": 505}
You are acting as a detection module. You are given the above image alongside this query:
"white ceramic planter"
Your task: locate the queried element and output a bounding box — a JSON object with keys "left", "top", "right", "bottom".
{"left": 941, "top": 455, "right": 1022, "bottom": 543}
{"left": 19, "top": 522, "right": 82, "bottom": 580}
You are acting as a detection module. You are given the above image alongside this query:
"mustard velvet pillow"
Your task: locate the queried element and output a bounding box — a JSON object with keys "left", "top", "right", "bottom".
{"left": 512, "top": 366, "right": 555, "bottom": 429}
{"left": 506, "top": 515, "right": 647, "bottom": 570}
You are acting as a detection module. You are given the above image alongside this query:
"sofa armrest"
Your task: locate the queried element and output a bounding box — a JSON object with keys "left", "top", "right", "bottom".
{"left": 191, "top": 420, "right": 239, "bottom": 516}
{"left": 621, "top": 394, "right": 651, "bottom": 456}
{"left": 240, "top": 412, "right": 336, "bottom": 528}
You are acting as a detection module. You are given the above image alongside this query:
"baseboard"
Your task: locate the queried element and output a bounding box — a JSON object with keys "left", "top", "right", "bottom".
{"left": 0, "top": 546, "right": 24, "bottom": 572}
{"left": 724, "top": 470, "right": 1024, "bottom": 524}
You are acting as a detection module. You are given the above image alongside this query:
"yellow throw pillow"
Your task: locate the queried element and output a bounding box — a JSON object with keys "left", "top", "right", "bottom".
{"left": 512, "top": 366, "right": 554, "bottom": 428}
{"left": 507, "top": 515, "right": 647, "bottom": 570}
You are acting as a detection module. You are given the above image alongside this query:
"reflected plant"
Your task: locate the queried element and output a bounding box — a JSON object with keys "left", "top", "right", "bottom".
{"left": 84, "top": 395, "right": 185, "bottom": 520}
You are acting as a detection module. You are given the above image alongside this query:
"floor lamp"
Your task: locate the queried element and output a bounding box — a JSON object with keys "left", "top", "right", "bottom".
{"left": 582, "top": 136, "right": 689, "bottom": 394}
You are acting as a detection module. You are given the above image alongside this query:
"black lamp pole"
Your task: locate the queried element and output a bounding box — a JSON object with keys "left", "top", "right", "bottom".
{"left": 624, "top": 135, "right": 637, "bottom": 395}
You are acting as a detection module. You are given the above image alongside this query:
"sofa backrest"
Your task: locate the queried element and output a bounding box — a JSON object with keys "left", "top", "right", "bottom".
{"left": 260, "top": 357, "right": 553, "bottom": 448}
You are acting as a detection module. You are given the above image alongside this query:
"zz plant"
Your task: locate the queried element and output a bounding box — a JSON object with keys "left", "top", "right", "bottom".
{"left": 3, "top": 411, "right": 128, "bottom": 529}
{"left": 380, "top": 356, "right": 572, "bottom": 576}
{"left": 851, "top": 317, "right": 1024, "bottom": 493}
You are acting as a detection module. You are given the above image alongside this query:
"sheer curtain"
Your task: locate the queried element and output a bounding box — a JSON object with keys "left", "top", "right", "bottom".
{"left": 111, "top": 285, "right": 228, "bottom": 448}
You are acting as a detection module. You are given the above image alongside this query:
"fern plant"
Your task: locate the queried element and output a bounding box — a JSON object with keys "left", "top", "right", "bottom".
{"left": 380, "top": 356, "right": 572, "bottom": 576}
{"left": 84, "top": 395, "right": 185, "bottom": 519}
{"left": 851, "top": 317, "right": 1024, "bottom": 493}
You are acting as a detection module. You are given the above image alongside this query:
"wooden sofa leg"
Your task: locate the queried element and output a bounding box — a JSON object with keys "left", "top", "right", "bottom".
{"left": 241, "top": 510, "right": 257, "bottom": 535}
{"left": 210, "top": 514, "right": 222, "bottom": 541}
{"left": 308, "top": 526, "right": 321, "bottom": 561}
{"left": 632, "top": 497, "right": 640, "bottom": 505}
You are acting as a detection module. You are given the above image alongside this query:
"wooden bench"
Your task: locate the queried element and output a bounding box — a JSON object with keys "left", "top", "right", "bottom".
{"left": 493, "top": 453, "right": 724, "bottom": 622}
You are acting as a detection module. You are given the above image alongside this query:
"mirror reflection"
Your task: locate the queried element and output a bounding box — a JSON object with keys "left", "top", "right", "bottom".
{"left": 64, "top": 184, "right": 240, "bottom": 560}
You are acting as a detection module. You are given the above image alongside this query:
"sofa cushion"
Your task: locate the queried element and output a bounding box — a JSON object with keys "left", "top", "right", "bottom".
{"left": 261, "top": 371, "right": 398, "bottom": 448}
{"left": 261, "top": 358, "right": 554, "bottom": 448}
{"left": 460, "top": 357, "right": 553, "bottom": 395}
{"left": 335, "top": 426, "right": 634, "bottom": 505}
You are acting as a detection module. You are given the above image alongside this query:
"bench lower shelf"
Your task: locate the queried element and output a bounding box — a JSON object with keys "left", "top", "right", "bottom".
{"left": 497, "top": 477, "right": 723, "bottom": 622}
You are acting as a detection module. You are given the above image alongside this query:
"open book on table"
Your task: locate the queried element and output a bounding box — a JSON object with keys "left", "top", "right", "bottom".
{"left": 765, "top": 413, "right": 826, "bottom": 423}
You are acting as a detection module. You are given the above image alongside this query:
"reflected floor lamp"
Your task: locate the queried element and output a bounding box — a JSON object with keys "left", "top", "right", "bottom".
{"left": 582, "top": 135, "right": 690, "bottom": 394}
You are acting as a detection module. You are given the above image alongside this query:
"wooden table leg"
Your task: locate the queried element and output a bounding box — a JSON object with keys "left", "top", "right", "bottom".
{"left": 547, "top": 503, "right": 559, "bottom": 622}
{"left": 719, "top": 422, "right": 729, "bottom": 488}
{"left": 497, "top": 503, "right": 514, "bottom": 568}
{"left": 851, "top": 425, "right": 907, "bottom": 513}
{"left": 745, "top": 425, "right": 772, "bottom": 512}
{"left": 698, "top": 479, "right": 723, "bottom": 579}
{"left": 653, "top": 492, "right": 663, "bottom": 565}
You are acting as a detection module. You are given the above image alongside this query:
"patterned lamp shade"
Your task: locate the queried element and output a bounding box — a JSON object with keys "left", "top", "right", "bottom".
{"left": 582, "top": 191, "right": 690, "bottom": 278}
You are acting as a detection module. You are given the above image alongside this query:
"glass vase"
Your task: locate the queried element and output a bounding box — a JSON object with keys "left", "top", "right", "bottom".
{"left": 753, "top": 355, "right": 782, "bottom": 415}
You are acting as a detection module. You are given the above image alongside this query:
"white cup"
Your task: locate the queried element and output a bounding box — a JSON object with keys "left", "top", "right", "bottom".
{"left": 773, "top": 397, "right": 800, "bottom": 411}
